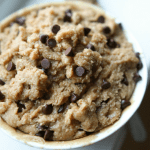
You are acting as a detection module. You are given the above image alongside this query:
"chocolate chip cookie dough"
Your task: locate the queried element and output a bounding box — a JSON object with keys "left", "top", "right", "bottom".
{"left": 0, "top": 2, "right": 142, "bottom": 141}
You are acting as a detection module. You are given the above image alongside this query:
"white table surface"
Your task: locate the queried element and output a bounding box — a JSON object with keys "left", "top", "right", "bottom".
{"left": 0, "top": 0, "right": 150, "bottom": 150}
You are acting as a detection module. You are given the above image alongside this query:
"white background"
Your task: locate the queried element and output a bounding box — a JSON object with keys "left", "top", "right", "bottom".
{"left": 0, "top": 0, "right": 150, "bottom": 150}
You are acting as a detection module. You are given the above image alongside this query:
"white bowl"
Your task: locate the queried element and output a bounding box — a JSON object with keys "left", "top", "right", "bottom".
{"left": 0, "top": 1, "right": 148, "bottom": 149}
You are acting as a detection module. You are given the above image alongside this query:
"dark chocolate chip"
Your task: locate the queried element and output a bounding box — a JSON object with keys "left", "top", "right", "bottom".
{"left": 86, "top": 43, "right": 95, "bottom": 51}
{"left": 84, "top": 27, "right": 91, "bottom": 36}
{"left": 15, "top": 17, "right": 25, "bottom": 25}
{"left": 71, "top": 93, "right": 79, "bottom": 103}
{"left": 121, "top": 74, "right": 128, "bottom": 86}
{"left": 137, "top": 60, "right": 143, "bottom": 70}
{"left": 133, "top": 73, "right": 142, "bottom": 83}
{"left": 7, "top": 62, "right": 16, "bottom": 71}
{"left": 64, "top": 15, "right": 71, "bottom": 22}
{"left": 47, "top": 39, "right": 57, "bottom": 48}
{"left": 65, "top": 47, "right": 74, "bottom": 56}
{"left": 38, "top": 125, "right": 49, "bottom": 131}
{"left": 35, "top": 131, "right": 45, "bottom": 137}
{"left": 135, "top": 52, "right": 140, "bottom": 59}
{"left": 101, "top": 80, "right": 111, "bottom": 89}
{"left": 39, "top": 34, "right": 49, "bottom": 44}
{"left": 58, "top": 104, "right": 65, "bottom": 113}
{"left": 0, "top": 91, "right": 5, "bottom": 100}
{"left": 135, "top": 52, "right": 143, "bottom": 70}
{"left": 44, "top": 130, "right": 53, "bottom": 141}
{"left": 0, "top": 79, "right": 5, "bottom": 85}
{"left": 86, "top": 132, "right": 93, "bottom": 136}
{"left": 41, "top": 58, "right": 50, "bottom": 69}
{"left": 97, "top": 16, "right": 105, "bottom": 23}
{"left": 75, "top": 66, "right": 85, "bottom": 77}
{"left": 103, "top": 26, "right": 111, "bottom": 34}
{"left": 107, "top": 38, "right": 117, "bottom": 48}
{"left": 64, "top": 9, "right": 72, "bottom": 22}
{"left": 118, "top": 23, "right": 123, "bottom": 30}
{"left": 17, "top": 101, "right": 26, "bottom": 113}
{"left": 51, "top": 24, "right": 60, "bottom": 34}
{"left": 42, "top": 104, "right": 53, "bottom": 115}
{"left": 121, "top": 100, "right": 131, "bottom": 110}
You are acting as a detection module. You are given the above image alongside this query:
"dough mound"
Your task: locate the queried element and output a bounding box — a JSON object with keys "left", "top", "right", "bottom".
{"left": 0, "top": 3, "right": 141, "bottom": 141}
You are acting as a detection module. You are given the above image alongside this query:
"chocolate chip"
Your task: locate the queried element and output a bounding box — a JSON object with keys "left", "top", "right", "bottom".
{"left": 58, "top": 104, "right": 65, "bottom": 113}
{"left": 75, "top": 66, "right": 85, "bottom": 77}
{"left": 44, "top": 130, "right": 53, "bottom": 141}
{"left": 137, "top": 60, "right": 143, "bottom": 70}
{"left": 84, "top": 27, "right": 91, "bottom": 36}
{"left": 36, "top": 131, "right": 45, "bottom": 137}
{"left": 118, "top": 23, "right": 123, "bottom": 30}
{"left": 65, "top": 47, "right": 74, "bottom": 56}
{"left": 121, "top": 74, "right": 128, "bottom": 86}
{"left": 47, "top": 39, "right": 56, "bottom": 48}
{"left": 17, "top": 101, "right": 26, "bottom": 113}
{"left": 121, "top": 100, "right": 131, "bottom": 110}
{"left": 51, "top": 24, "right": 60, "bottom": 34}
{"left": 39, "top": 34, "right": 49, "bottom": 44}
{"left": 42, "top": 104, "right": 53, "bottom": 115}
{"left": 71, "top": 93, "right": 79, "bottom": 103}
{"left": 38, "top": 125, "right": 49, "bottom": 131}
{"left": 107, "top": 38, "right": 117, "bottom": 48}
{"left": 15, "top": 17, "right": 25, "bottom": 25}
{"left": 135, "top": 52, "right": 143, "bottom": 70}
{"left": 97, "top": 16, "right": 105, "bottom": 23}
{"left": 64, "top": 15, "right": 71, "bottom": 22}
{"left": 133, "top": 73, "right": 142, "bottom": 83}
{"left": 101, "top": 80, "right": 111, "bottom": 89}
{"left": 135, "top": 52, "right": 140, "bottom": 59}
{"left": 103, "top": 26, "right": 111, "bottom": 34}
{"left": 41, "top": 59, "right": 50, "bottom": 69}
{"left": 64, "top": 9, "right": 72, "bottom": 22}
{"left": 0, "top": 91, "right": 5, "bottom": 100}
{"left": 86, "top": 132, "right": 93, "bottom": 136}
{"left": 0, "top": 79, "right": 5, "bottom": 85}
{"left": 86, "top": 43, "right": 95, "bottom": 51}
{"left": 7, "top": 62, "right": 16, "bottom": 71}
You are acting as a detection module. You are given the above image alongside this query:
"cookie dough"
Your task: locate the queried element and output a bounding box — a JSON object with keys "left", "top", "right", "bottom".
{"left": 0, "top": 3, "right": 142, "bottom": 141}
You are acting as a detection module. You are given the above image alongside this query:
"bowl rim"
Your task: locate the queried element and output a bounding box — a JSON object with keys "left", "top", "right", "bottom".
{"left": 0, "top": 1, "right": 148, "bottom": 149}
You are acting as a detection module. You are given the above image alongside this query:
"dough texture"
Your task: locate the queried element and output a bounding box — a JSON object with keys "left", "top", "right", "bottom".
{"left": 0, "top": 3, "right": 140, "bottom": 141}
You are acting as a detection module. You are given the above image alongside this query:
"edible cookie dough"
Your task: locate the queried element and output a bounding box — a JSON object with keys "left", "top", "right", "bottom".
{"left": 0, "top": 3, "right": 142, "bottom": 141}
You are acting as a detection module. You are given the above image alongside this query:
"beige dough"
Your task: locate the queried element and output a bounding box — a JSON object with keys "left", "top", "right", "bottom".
{"left": 0, "top": 3, "right": 140, "bottom": 141}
